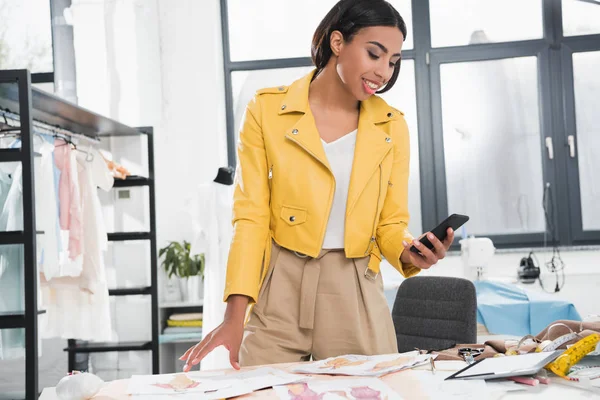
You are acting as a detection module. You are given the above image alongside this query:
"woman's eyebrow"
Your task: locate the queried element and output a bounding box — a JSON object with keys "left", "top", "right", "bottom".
{"left": 367, "top": 41, "right": 401, "bottom": 57}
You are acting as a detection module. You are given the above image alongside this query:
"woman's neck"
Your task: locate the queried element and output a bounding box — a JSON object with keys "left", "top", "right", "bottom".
{"left": 309, "top": 64, "right": 359, "bottom": 113}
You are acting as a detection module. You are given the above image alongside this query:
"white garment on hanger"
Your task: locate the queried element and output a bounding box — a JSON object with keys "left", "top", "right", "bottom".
{"left": 41, "top": 150, "right": 113, "bottom": 341}
{"left": 0, "top": 164, "right": 25, "bottom": 359}
{"left": 190, "top": 181, "right": 234, "bottom": 371}
{"left": 34, "top": 137, "right": 61, "bottom": 280}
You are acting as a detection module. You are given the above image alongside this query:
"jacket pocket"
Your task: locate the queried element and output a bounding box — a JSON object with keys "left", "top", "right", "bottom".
{"left": 280, "top": 205, "right": 307, "bottom": 226}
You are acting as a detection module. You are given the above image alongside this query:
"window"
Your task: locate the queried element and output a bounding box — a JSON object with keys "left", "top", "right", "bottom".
{"left": 221, "top": 0, "right": 600, "bottom": 248}
{"left": 429, "top": 0, "right": 543, "bottom": 48}
{"left": 0, "top": 0, "right": 54, "bottom": 73}
{"left": 226, "top": 0, "right": 413, "bottom": 61}
{"left": 572, "top": 51, "right": 600, "bottom": 231}
{"left": 440, "top": 57, "right": 545, "bottom": 236}
{"left": 562, "top": 0, "right": 600, "bottom": 37}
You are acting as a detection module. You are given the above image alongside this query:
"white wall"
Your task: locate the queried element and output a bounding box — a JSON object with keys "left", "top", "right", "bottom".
{"left": 8, "top": 0, "right": 228, "bottom": 389}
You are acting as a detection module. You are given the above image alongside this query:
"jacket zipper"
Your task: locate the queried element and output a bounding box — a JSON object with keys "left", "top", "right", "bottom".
{"left": 365, "top": 164, "right": 383, "bottom": 256}
{"left": 285, "top": 136, "right": 335, "bottom": 250}
{"left": 268, "top": 165, "right": 273, "bottom": 180}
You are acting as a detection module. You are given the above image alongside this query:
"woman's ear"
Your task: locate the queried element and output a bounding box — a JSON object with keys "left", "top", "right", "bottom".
{"left": 329, "top": 30, "right": 344, "bottom": 57}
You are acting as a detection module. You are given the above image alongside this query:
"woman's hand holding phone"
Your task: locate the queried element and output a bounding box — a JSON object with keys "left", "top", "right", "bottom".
{"left": 400, "top": 228, "right": 454, "bottom": 269}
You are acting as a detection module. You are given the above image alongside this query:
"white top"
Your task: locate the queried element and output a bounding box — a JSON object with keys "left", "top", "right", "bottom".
{"left": 321, "top": 130, "right": 357, "bottom": 249}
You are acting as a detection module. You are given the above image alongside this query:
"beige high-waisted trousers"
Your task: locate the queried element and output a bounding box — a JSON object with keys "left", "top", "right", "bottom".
{"left": 239, "top": 242, "right": 398, "bottom": 366}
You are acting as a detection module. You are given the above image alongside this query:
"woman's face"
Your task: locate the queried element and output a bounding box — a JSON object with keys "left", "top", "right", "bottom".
{"left": 334, "top": 26, "right": 404, "bottom": 101}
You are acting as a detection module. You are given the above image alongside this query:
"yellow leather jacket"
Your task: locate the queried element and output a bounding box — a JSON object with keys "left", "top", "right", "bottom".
{"left": 224, "top": 70, "right": 420, "bottom": 303}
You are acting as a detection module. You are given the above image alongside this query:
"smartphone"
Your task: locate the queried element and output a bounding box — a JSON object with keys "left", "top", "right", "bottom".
{"left": 410, "top": 213, "right": 470, "bottom": 254}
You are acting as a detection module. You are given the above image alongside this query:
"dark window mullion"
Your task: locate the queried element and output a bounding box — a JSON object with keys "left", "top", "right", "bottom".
{"left": 429, "top": 40, "right": 548, "bottom": 65}
{"left": 411, "top": 0, "right": 438, "bottom": 231}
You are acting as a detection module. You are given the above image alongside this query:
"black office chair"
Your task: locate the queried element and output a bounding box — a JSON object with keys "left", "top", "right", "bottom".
{"left": 391, "top": 276, "right": 477, "bottom": 352}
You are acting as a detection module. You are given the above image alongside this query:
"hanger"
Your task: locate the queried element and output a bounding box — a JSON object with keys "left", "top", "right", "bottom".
{"left": 0, "top": 113, "right": 20, "bottom": 134}
{"left": 213, "top": 166, "right": 235, "bottom": 185}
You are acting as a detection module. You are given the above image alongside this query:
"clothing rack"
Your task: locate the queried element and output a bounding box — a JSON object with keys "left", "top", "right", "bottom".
{"left": 0, "top": 69, "right": 159, "bottom": 399}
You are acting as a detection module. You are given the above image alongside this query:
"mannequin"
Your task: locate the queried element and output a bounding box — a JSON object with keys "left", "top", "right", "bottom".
{"left": 189, "top": 167, "right": 235, "bottom": 370}
{"left": 213, "top": 166, "right": 235, "bottom": 186}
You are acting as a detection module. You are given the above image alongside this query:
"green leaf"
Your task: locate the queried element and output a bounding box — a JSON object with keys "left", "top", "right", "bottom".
{"left": 158, "top": 239, "right": 205, "bottom": 279}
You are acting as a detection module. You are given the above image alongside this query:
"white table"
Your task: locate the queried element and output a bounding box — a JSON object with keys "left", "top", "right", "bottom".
{"left": 39, "top": 361, "right": 600, "bottom": 400}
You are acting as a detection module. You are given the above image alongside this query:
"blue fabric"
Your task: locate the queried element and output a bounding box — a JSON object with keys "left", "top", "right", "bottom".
{"left": 474, "top": 280, "right": 581, "bottom": 336}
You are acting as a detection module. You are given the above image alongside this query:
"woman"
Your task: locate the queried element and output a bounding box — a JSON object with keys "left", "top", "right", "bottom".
{"left": 181, "top": 0, "right": 454, "bottom": 371}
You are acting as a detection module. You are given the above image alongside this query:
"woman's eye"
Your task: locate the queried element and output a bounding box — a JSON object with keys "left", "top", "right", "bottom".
{"left": 368, "top": 51, "right": 379, "bottom": 60}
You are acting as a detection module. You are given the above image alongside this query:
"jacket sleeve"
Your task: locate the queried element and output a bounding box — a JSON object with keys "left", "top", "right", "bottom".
{"left": 223, "top": 95, "right": 271, "bottom": 303}
{"left": 376, "top": 116, "right": 421, "bottom": 278}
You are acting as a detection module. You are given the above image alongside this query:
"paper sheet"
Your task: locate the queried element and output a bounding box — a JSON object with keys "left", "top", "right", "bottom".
{"left": 409, "top": 371, "right": 508, "bottom": 400}
{"left": 291, "top": 351, "right": 432, "bottom": 377}
{"left": 274, "top": 378, "right": 401, "bottom": 400}
{"left": 454, "top": 352, "right": 558, "bottom": 378}
{"left": 127, "top": 367, "right": 306, "bottom": 400}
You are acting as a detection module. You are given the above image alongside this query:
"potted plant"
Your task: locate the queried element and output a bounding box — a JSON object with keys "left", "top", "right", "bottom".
{"left": 159, "top": 240, "right": 205, "bottom": 302}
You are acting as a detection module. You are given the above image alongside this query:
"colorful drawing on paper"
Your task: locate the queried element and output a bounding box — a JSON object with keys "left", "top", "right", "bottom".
{"left": 319, "top": 357, "right": 368, "bottom": 370}
{"left": 371, "top": 356, "right": 414, "bottom": 372}
{"left": 274, "top": 378, "right": 399, "bottom": 400}
{"left": 292, "top": 351, "right": 432, "bottom": 377}
{"left": 151, "top": 374, "right": 201, "bottom": 392}
{"left": 127, "top": 371, "right": 231, "bottom": 396}
{"left": 127, "top": 367, "right": 307, "bottom": 399}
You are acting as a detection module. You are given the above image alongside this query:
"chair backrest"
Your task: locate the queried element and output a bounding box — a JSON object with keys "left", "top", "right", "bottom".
{"left": 391, "top": 276, "right": 477, "bottom": 352}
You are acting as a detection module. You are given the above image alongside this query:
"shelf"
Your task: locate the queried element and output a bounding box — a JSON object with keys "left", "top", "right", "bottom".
{"left": 113, "top": 176, "right": 152, "bottom": 188}
{"left": 64, "top": 340, "right": 152, "bottom": 353}
{"left": 159, "top": 332, "right": 202, "bottom": 344}
{"left": 0, "top": 231, "right": 24, "bottom": 245}
{"left": 0, "top": 148, "right": 22, "bottom": 162}
{"left": 0, "top": 312, "right": 24, "bottom": 329}
{"left": 0, "top": 309, "right": 47, "bottom": 329}
{"left": 107, "top": 232, "right": 151, "bottom": 241}
{"left": 160, "top": 300, "right": 204, "bottom": 308}
{"left": 0, "top": 73, "right": 143, "bottom": 137}
{"left": 108, "top": 287, "right": 152, "bottom": 296}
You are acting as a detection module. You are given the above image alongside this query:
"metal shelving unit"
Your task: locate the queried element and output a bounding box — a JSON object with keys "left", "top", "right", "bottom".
{"left": 0, "top": 69, "right": 159, "bottom": 399}
{"left": 65, "top": 127, "right": 159, "bottom": 375}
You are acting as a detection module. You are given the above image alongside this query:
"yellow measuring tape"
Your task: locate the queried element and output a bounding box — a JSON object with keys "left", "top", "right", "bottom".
{"left": 545, "top": 333, "right": 600, "bottom": 378}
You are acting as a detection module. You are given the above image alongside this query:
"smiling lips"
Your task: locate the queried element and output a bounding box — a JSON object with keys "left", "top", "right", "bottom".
{"left": 362, "top": 78, "right": 381, "bottom": 95}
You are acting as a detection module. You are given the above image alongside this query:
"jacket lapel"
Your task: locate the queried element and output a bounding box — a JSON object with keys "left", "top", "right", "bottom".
{"left": 278, "top": 70, "right": 398, "bottom": 198}
{"left": 284, "top": 111, "right": 330, "bottom": 171}
{"left": 346, "top": 98, "right": 395, "bottom": 215}
{"left": 280, "top": 70, "right": 330, "bottom": 170}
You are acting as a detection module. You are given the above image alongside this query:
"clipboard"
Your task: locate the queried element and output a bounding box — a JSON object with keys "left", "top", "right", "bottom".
{"left": 445, "top": 350, "right": 563, "bottom": 381}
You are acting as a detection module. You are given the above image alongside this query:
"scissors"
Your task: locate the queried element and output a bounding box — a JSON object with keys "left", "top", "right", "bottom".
{"left": 458, "top": 347, "right": 484, "bottom": 364}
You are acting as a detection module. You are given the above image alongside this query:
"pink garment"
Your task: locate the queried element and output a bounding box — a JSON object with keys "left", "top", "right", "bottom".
{"left": 54, "top": 140, "right": 83, "bottom": 260}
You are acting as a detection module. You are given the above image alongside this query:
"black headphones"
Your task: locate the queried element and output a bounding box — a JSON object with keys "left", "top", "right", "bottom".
{"left": 518, "top": 252, "right": 541, "bottom": 284}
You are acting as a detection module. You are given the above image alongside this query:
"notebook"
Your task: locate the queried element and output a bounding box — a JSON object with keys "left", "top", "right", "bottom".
{"left": 445, "top": 351, "right": 563, "bottom": 380}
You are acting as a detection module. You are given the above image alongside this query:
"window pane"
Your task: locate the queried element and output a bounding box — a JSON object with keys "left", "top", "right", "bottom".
{"left": 573, "top": 51, "right": 600, "bottom": 231}
{"left": 563, "top": 0, "right": 600, "bottom": 37}
{"left": 429, "top": 0, "right": 543, "bottom": 48}
{"left": 0, "top": 0, "right": 53, "bottom": 72}
{"left": 379, "top": 60, "right": 421, "bottom": 234}
{"left": 32, "top": 82, "right": 54, "bottom": 93}
{"left": 227, "top": 0, "right": 412, "bottom": 62}
{"left": 440, "top": 57, "right": 545, "bottom": 236}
